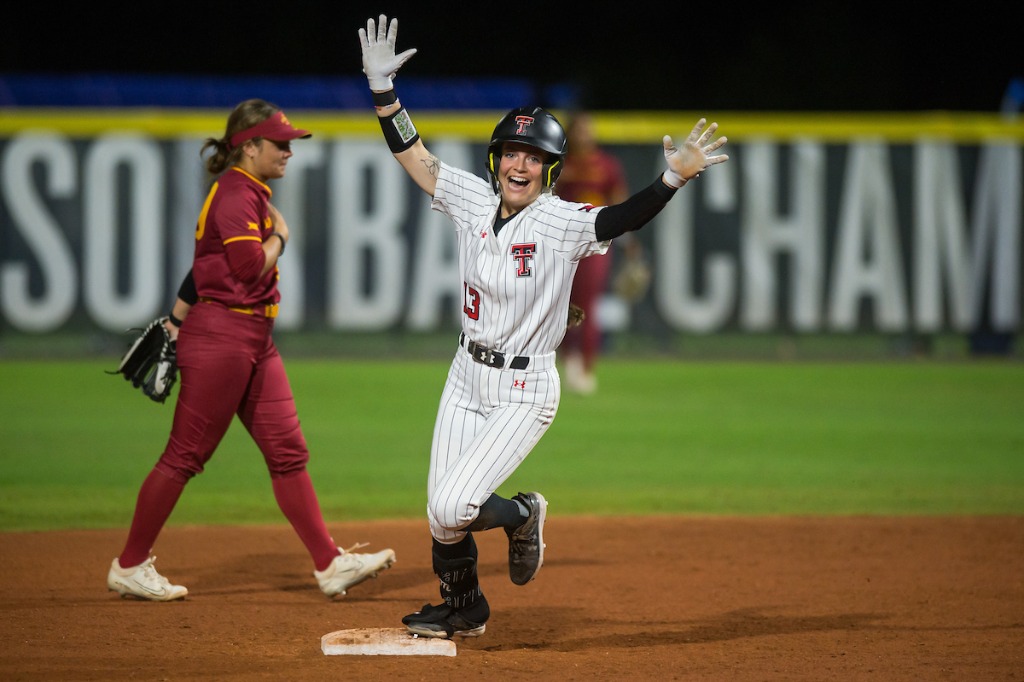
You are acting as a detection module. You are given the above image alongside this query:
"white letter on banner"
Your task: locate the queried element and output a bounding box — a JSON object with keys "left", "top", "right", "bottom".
{"left": 83, "top": 135, "right": 164, "bottom": 330}
{"left": 655, "top": 150, "right": 736, "bottom": 332}
{"left": 0, "top": 133, "right": 77, "bottom": 331}
{"left": 969, "top": 142, "right": 1021, "bottom": 331}
{"left": 269, "top": 141, "right": 323, "bottom": 330}
{"left": 913, "top": 141, "right": 974, "bottom": 332}
{"left": 740, "top": 140, "right": 826, "bottom": 331}
{"left": 169, "top": 138, "right": 205, "bottom": 297}
{"left": 828, "top": 140, "right": 908, "bottom": 331}
{"left": 407, "top": 139, "right": 467, "bottom": 330}
{"left": 327, "top": 140, "right": 405, "bottom": 329}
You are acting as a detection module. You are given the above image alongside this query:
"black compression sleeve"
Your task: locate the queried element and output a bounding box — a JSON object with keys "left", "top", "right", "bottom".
{"left": 176, "top": 268, "right": 198, "bottom": 305}
{"left": 594, "top": 176, "right": 677, "bottom": 242}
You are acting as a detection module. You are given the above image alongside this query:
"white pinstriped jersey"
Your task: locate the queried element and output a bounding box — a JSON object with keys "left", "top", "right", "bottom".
{"left": 432, "top": 162, "right": 610, "bottom": 356}
{"left": 422, "top": 162, "right": 610, "bottom": 541}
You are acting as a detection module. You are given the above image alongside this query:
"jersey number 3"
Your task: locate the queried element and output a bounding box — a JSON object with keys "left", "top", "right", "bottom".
{"left": 463, "top": 282, "right": 481, "bottom": 320}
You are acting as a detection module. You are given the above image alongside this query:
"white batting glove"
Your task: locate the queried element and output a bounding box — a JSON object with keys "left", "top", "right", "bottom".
{"left": 662, "top": 118, "right": 729, "bottom": 188}
{"left": 358, "top": 15, "right": 418, "bottom": 92}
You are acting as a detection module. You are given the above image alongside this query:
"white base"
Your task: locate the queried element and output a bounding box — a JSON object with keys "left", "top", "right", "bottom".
{"left": 321, "top": 627, "right": 456, "bottom": 657}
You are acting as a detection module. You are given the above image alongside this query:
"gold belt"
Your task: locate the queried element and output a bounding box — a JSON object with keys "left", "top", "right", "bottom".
{"left": 199, "top": 297, "right": 279, "bottom": 319}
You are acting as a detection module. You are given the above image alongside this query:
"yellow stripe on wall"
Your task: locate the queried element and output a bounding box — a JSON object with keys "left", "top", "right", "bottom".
{"left": 1, "top": 109, "right": 1023, "bottom": 143}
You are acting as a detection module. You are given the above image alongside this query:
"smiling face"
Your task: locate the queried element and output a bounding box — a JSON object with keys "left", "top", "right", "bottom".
{"left": 241, "top": 138, "right": 293, "bottom": 182}
{"left": 497, "top": 141, "right": 549, "bottom": 216}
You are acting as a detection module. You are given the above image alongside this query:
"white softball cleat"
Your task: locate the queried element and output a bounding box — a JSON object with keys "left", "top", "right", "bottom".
{"left": 107, "top": 556, "right": 187, "bottom": 601}
{"left": 315, "top": 545, "right": 397, "bottom": 597}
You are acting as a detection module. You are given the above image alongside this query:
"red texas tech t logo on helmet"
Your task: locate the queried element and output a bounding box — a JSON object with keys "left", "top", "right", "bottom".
{"left": 514, "top": 115, "right": 535, "bottom": 135}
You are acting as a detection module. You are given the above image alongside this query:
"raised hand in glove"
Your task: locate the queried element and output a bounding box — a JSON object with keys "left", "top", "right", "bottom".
{"left": 662, "top": 118, "right": 729, "bottom": 188}
{"left": 359, "top": 15, "right": 417, "bottom": 92}
{"left": 108, "top": 316, "right": 178, "bottom": 403}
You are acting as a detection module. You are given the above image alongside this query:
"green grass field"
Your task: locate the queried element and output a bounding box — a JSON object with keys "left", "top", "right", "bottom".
{"left": 1, "top": 357, "right": 1022, "bottom": 531}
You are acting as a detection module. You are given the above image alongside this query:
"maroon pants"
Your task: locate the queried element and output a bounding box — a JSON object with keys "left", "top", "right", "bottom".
{"left": 563, "top": 251, "right": 613, "bottom": 369}
{"left": 155, "top": 301, "right": 308, "bottom": 482}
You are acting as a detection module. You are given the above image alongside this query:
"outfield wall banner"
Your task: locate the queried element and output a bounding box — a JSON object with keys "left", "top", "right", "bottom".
{"left": 0, "top": 110, "right": 1021, "bottom": 336}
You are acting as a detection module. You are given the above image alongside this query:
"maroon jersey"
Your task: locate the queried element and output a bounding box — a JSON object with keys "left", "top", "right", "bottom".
{"left": 192, "top": 167, "right": 279, "bottom": 307}
{"left": 555, "top": 149, "right": 627, "bottom": 207}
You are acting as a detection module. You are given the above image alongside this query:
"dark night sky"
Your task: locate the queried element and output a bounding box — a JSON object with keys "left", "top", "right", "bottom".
{"left": 4, "top": 2, "right": 1021, "bottom": 112}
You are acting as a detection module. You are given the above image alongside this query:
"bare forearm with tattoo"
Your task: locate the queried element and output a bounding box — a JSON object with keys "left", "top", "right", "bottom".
{"left": 422, "top": 155, "right": 440, "bottom": 178}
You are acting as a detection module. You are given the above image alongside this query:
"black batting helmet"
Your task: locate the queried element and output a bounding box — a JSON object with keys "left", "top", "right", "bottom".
{"left": 486, "top": 106, "right": 567, "bottom": 193}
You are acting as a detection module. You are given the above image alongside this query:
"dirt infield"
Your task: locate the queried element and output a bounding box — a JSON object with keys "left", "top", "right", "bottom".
{"left": 2, "top": 516, "right": 1021, "bottom": 681}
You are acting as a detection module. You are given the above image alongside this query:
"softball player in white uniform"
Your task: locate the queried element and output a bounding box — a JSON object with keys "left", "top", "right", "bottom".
{"left": 359, "top": 15, "right": 729, "bottom": 640}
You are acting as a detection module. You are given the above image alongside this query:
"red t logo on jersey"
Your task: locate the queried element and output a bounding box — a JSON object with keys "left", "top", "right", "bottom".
{"left": 514, "top": 116, "right": 535, "bottom": 135}
{"left": 511, "top": 243, "right": 537, "bottom": 277}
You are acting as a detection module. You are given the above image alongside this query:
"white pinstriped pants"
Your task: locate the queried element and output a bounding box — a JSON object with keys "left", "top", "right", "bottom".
{"left": 425, "top": 342, "right": 560, "bottom": 542}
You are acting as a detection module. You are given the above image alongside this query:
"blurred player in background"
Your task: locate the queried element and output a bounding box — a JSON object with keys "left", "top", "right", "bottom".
{"left": 556, "top": 111, "right": 634, "bottom": 395}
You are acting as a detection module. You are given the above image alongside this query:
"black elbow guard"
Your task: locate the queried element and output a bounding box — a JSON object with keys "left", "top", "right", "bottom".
{"left": 176, "top": 269, "right": 198, "bottom": 306}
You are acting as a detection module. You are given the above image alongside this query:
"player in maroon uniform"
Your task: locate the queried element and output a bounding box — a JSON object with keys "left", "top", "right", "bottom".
{"left": 555, "top": 111, "right": 632, "bottom": 394}
{"left": 107, "top": 99, "right": 395, "bottom": 601}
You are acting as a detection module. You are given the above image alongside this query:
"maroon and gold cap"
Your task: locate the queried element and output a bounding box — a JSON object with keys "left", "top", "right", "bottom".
{"left": 229, "top": 111, "right": 311, "bottom": 148}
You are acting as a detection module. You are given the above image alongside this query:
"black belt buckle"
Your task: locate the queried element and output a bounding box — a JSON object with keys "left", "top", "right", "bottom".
{"left": 473, "top": 342, "right": 504, "bottom": 368}
{"left": 461, "top": 333, "right": 528, "bottom": 370}
{"left": 461, "top": 333, "right": 505, "bottom": 369}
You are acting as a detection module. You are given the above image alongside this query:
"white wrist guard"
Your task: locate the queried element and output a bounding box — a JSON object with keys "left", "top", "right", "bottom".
{"left": 662, "top": 169, "right": 687, "bottom": 189}
{"left": 368, "top": 75, "right": 394, "bottom": 91}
